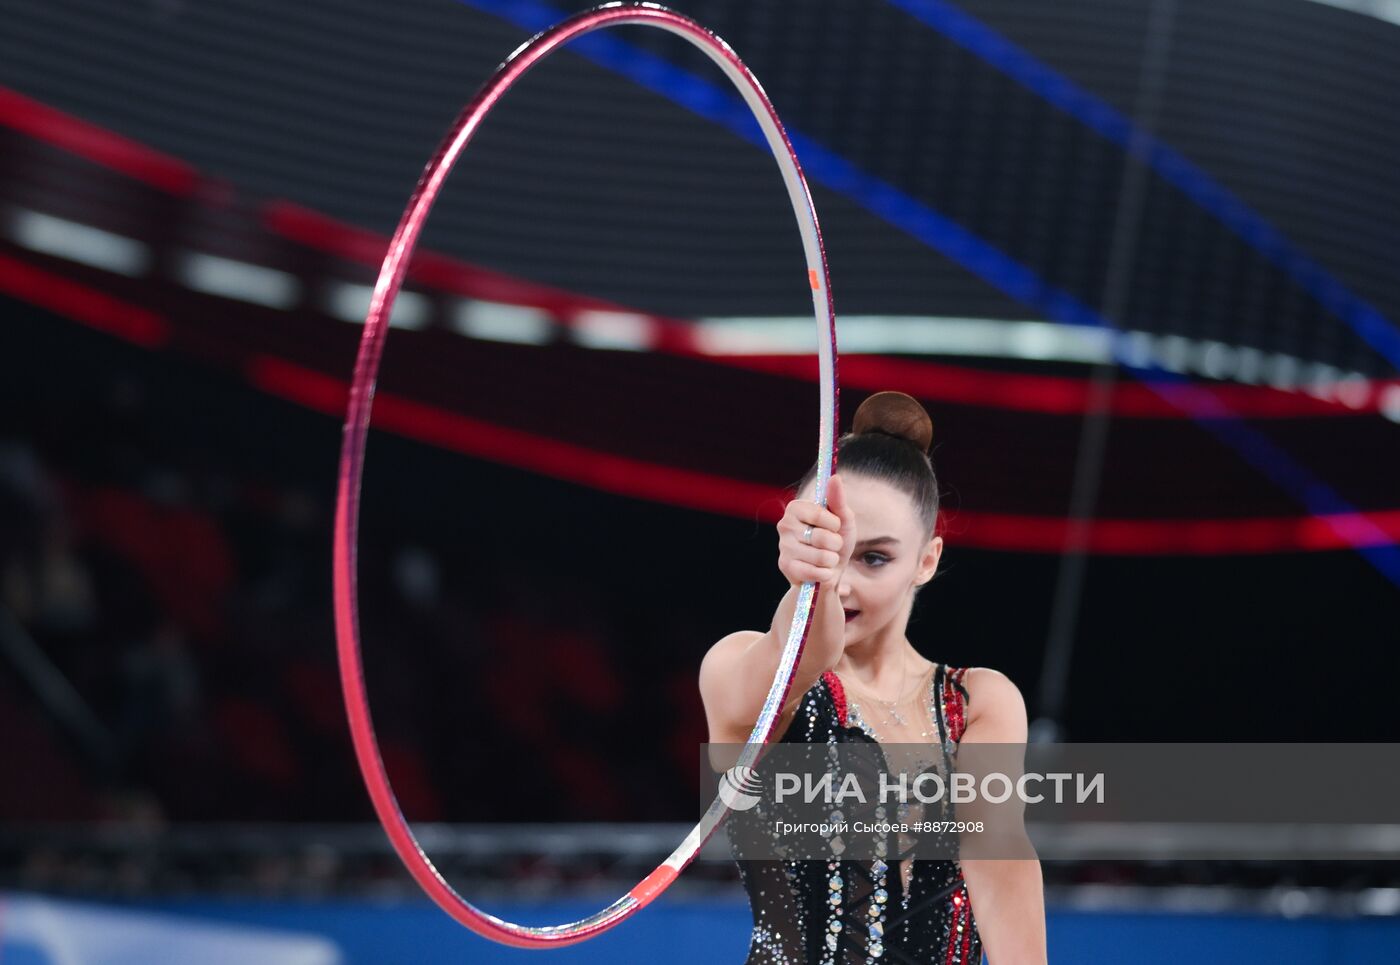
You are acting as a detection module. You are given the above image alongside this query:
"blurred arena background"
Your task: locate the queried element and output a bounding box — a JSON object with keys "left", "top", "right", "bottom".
{"left": 0, "top": 0, "right": 1398, "bottom": 961}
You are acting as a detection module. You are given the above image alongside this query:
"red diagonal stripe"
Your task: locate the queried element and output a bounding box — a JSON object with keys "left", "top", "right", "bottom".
{"left": 0, "top": 254, "right": 169, "bottom": 347}
{"left": 0, "top": 87, "right": 197, "bottom": 196}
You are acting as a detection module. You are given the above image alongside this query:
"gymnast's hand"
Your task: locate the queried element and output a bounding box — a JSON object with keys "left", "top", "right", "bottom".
{"left": 777, "top": 473, "right": 857, "bottom": 588}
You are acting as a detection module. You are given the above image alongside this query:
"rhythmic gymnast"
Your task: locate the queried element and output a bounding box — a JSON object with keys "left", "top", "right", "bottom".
{"left": 700, "top": 391, "right": 1048, "bottom": 964}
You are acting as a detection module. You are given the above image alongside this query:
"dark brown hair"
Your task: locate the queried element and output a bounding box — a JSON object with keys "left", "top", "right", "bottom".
{"left": 801, "top": 391, "right": 940, "bottom": 537}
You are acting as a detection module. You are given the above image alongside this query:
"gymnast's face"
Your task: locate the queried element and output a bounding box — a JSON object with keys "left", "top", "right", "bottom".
{"left": 802, "top": 472, "right": 942, "bottom": 646}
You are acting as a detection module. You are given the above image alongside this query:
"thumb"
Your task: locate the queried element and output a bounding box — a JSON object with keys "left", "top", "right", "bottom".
{"left": 817, "top": 470, "right": 840, "bottom": 515}
{"left": 824, "top": 472, "right": 848, "bottom": 519}
{"left": 826, "top": 474, "right": 857, "bottom": 569}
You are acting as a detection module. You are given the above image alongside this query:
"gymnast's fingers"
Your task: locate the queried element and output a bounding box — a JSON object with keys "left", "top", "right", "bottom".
{"left": 783, "top": 560, "right": 839, "bottom": 586}
{"left": 781, "top": 542, "right": 841, "bottom": 570}
{"left": 783, "top": 499, "right": 841, "bottom": 536}
{"left": 781, "top": 520, "right": 842, "bottom": 552}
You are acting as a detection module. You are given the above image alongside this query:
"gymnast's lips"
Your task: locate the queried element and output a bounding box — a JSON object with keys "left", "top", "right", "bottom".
{"left": 843, "top": 608, "right": 860, "bottom": 622}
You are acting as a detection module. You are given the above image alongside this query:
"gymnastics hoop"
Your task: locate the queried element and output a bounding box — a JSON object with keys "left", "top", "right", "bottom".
{"left": 333, "top": 1, "right": 838, "bottom": 947}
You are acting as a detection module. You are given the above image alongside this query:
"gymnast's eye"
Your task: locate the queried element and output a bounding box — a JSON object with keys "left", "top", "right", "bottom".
{"left": 860, "top": 552, "right": 890, "bottom": 568}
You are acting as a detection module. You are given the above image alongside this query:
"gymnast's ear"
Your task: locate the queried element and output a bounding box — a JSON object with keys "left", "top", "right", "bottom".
{"left": 914, "top": 534, "right": 943, "bottom": 587}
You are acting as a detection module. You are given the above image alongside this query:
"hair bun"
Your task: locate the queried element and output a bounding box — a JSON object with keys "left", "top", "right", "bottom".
{"left": 851, "top": 391, "right": 933, "bottom": 453}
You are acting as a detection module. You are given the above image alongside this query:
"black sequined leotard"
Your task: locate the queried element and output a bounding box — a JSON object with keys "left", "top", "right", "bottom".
{"left": 731, "top": 664, "right": 980, "bottom": 964}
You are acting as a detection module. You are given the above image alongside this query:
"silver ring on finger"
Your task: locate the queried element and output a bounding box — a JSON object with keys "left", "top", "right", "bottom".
{"left": 801, "top": 524, "right": 815, "bottom": 545}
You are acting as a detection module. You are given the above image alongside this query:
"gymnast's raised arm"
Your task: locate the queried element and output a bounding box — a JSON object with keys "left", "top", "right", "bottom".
{"left": 699, "top": 474, "right": 857, "bottom": 748}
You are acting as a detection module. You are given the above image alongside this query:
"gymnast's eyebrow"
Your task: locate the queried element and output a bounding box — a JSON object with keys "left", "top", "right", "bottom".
{"left": 856, "top": 536, "right": 900, "bottom": 548}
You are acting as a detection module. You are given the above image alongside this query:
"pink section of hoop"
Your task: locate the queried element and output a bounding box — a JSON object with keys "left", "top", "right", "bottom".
{"left": 333, "top": 2, "right": 836, "bottom": 947}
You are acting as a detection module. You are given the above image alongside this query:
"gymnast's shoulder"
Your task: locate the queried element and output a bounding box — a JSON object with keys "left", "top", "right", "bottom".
{"left": 960, "top": 667, "right": 1029, "bottom": 742}
{"left": 698, "top": 630, "right": 770, "bottom": 746}
{"left": 698, "top": 630, "right": 766, "bottom": 687}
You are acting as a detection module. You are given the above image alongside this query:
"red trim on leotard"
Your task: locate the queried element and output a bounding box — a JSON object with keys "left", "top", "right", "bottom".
{"left": 940, "top": 875, "right": 973, "bottom": 965}
{"left": 822, "top": 670, "right": 848, "bottom": 727}
{"left": 943, "top": 889, "right": 960, "bottom": 965}
{"left": 942, "top": 666, "right": 970, "bottom": 743}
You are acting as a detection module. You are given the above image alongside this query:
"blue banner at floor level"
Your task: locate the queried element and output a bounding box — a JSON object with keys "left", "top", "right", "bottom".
{"left": 3, "top": 893, "right": 1399, "bottom": 963}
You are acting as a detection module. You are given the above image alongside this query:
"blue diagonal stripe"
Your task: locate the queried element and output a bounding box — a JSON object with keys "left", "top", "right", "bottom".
{"left": 888, "top": 0, "right": 1400, "bottom": 371}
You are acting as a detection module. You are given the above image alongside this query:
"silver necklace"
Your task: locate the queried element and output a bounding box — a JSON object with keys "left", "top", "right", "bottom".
{"left": 844, "top": 651, "right": 927, "bottom": 729}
